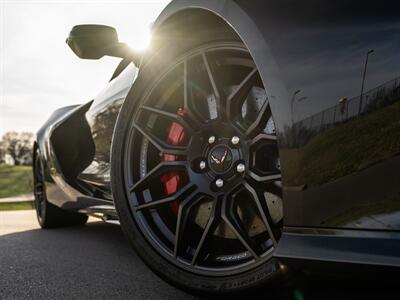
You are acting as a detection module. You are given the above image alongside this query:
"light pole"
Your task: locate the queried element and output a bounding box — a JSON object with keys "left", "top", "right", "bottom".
{"left": 291, "top": 89, "right": 301, "bottom": 124}
{"left": 358, "top": 49, "right": 374, "bottom": 115}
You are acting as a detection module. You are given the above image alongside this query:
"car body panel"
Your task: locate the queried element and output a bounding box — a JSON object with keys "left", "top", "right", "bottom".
{"left": 151, "top": 0, "right": 400, "bottom": 231}
{"left": 80, "top": 62, "right": 137, "bottom": 194}
{"left": 37, "top": 103, "right": 92, "bottom": 209}
{"left": 274, "top": 226, "right": 400, "bottom": 271}
{"left": 36, "top": 62, "right": 137, "bottom": 214}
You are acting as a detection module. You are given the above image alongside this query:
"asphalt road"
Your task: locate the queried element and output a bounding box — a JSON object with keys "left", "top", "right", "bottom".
{"left": 1, "top": 210, "right": 400, "bottom": 300}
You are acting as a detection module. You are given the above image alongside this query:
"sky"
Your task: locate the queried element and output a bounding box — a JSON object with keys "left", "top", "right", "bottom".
{"left": 0, "top": 0, "right": 170, "bottom": 137}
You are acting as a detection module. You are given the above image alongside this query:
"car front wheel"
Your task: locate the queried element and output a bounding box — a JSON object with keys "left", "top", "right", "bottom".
{"left": 112, "top": 40, "right": 284, "bottom": 295}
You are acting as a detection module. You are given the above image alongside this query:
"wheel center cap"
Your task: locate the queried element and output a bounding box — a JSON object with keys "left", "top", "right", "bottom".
{"left": 208, "top": 145, "right": 233, "bottom": 173}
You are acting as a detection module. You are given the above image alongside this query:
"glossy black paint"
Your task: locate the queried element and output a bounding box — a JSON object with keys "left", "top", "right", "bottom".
{"left": 35, "top": 0, "right": 400, "bottom": 268}
{"left": 36, "top": 63, "right": 136, "bottom": 211}
{"left": 81, "top": 62, "right": 137, "bottom": 195}
{"left": 150, "top": 0, "right": 400, "bottom": 231}
{"left": 276, "top": 226, "right": 400, "bottom": 267}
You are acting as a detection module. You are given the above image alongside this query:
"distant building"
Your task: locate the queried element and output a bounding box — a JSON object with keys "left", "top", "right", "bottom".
{"left": 4, "top": 154, "right": 15, "bottom": 165}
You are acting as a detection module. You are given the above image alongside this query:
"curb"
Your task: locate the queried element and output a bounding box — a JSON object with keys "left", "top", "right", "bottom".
{"left": 0, "top": 194, "right": 34, "bottom": 204}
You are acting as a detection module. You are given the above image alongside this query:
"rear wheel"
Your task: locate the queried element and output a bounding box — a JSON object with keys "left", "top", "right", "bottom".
{"left": 33, "top": 148, "right": 88, "bottom": 228}
{"left": 112, "top": 42, "right": 283, "bottom": 294}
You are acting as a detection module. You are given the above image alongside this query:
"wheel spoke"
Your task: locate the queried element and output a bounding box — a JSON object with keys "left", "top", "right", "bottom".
{"left": 133, "top": 122, "right": 187, "bottom": 156}
{"left": 130, "top": 161, "right": 187, "bottom": 193}
{"left": 221, "top": 195, "right": 259, "bottom": 260}
{"left": 247, "top": 170, "right": 281, "bottom": 183}
{"left": 140, "top": 105, "right": 196, "bottom": 134}
{"left": 191, "top": 198, "right": 221, "bottom": 265}
{"left": 250, "top": 133, "right": 277, "bottom": 146}
{"left": 243, "top": 182, "right": 277, "bottom": 247}
{"left": 134, "top": 184, "right": 196, "bottom": 211}
{"left": 183, "top": 59, "right": 205, "bottom": 127}
{"left": 245, "top": 99, "right": 271, "bottom": 138}
{"left": 201, "top": 52, "right": 223, "bottom": 120}
{"left": 226, "top": 68, "right": 258, "bottom": 121}
{"left": 174, "top": 192, "right": 202, "bottom": 257}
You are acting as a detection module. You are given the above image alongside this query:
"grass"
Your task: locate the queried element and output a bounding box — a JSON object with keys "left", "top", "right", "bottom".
{"left": 0, "top": 164, "right": 33, "bottom": 198}
{"left": 0, "top": 201, "right": 34, "bottom": 211}
{"left": 282, "top": 100, "right": 400, "bottom": 187}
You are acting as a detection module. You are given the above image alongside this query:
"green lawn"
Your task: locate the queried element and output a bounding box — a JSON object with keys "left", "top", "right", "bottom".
{"left": 0, "top": 201, "right": 34, "bottom": 211}
{"left": 282, "top": 100, "right": 400, "bottom": 187}
{"left": 0, "top": 164, "right": 33, "bottom": 198}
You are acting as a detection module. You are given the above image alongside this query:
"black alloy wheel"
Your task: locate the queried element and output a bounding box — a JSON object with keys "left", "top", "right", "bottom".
{"left": 124, "top": 43, "right": 282, "bottom": 273}
{"left": 113, "top": 41, "right": 284, "bottom": 294}
{"left": 33, "top": 148, "right": 88, "bottom": 228}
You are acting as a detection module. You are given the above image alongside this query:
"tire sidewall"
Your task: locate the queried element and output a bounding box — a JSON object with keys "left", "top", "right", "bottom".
{"left": 33, "top": 148, "right": 46, "bottom": 227}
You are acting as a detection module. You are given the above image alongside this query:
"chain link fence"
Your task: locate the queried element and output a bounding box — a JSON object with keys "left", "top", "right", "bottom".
{"left": 287, "top": 76, "right": 400, "bottom": 147}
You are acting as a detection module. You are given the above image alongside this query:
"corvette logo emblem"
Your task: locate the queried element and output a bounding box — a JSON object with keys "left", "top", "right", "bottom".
{"left": 211, "top": 149, "right": 228, "bottom": 165}
{"left": 209, "top": 146, "right": 232, "bottom": 173}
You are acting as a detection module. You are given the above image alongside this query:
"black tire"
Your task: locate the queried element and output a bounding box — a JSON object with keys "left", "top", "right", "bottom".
{"left": 111, "top": 33, "right": 284, "bottom": 295}
{"left": 33, "top": 147, "right": 88, "bottom": 228}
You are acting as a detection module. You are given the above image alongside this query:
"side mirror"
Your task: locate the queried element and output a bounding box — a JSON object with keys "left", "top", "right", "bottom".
{"left": 66, "top": 24, "right": 134, "bottom": 60}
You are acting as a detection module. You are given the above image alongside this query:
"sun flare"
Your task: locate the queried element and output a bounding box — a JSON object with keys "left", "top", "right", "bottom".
{"left": 126, "top": 25, "right": 152, "bottom": 51}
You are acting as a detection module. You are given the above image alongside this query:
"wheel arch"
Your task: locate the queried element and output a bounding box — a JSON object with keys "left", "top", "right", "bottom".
{"left": 146, "top": 1, "right": 292, "bottom": 134}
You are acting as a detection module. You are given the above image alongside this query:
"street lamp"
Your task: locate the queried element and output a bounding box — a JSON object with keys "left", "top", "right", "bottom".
{"left": 291, "top": 89, "right": 301, "bottom": 124}
{"left": 358, "top": 49, "right": 374, "bottom": 115}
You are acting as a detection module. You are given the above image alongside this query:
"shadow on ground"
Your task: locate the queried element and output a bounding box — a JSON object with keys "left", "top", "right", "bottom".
{"left": 1, "top": 222, "right": 399, "bottom": 299}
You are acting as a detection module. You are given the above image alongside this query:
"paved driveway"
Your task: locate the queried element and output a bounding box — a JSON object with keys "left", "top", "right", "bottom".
{"left": 0, "top": 210, "right": 399, "bottom": 299}
{"left": 0, "top": 211, "right": 198, "bottom": 299}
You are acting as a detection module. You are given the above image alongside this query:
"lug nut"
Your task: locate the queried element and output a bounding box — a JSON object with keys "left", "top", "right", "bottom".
{"left": 231, "top": 136, "right": 240, "bottom": 145}
{"left": 236, "top": 163, "right": 245, "bottom": 173}
{"left": 215, "top": 179, "right": 224, "bottom": 188}
{"left": 208, "top": 136, "right": 216, "bottom": 144}
{"left": 199, "top": 161, "right": 206, "bottom": 170}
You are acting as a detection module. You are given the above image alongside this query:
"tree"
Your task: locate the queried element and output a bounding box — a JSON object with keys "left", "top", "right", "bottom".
{"left": 1, "top": 131, "right": 34, "bottom": 166}
{"left": 0, "top": 140, "right": 6, "bottom": 163}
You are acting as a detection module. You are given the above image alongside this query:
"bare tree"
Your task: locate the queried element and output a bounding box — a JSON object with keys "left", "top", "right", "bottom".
{"left": 1, "top": 131, "right": 34, "bottom": 165}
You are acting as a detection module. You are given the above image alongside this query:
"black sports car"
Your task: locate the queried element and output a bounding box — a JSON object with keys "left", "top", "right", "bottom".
{"left": 33, "top": 0, "right": 400, "bottom": 295}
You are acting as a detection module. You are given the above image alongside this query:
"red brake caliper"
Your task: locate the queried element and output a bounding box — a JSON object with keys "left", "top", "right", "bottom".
{"left": 160, "top": 109, "right": 187, "bottom": 214}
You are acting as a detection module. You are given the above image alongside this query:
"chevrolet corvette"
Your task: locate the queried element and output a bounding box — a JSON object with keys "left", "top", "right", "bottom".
{"left": 33, "top": 0, "right": 400, "bottom": 295}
